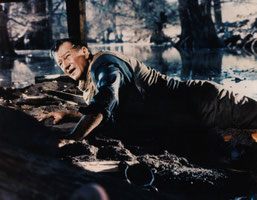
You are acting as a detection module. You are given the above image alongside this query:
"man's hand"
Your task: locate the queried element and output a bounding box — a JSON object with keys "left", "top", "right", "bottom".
{"left": 36, "top": 112, "right": 67, "bottom": 124}
{"left": 67, "top": 113, "right": 103, "bottom": 140}
{"left": 36, "top": 111, "right": 82, "bottom": 125}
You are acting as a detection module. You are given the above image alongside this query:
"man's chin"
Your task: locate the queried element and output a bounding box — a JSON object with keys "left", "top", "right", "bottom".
{"left": 69, "top": 72, "right": 84, "bottom": 81}
{"left": 72, "top": 76, "right": 80, "bottom": 81}
{"left": 68, "top": 75, "right": 79, "bottom": 81}
{"left": 69, "top": 73, "right": 81, "bottom": 81}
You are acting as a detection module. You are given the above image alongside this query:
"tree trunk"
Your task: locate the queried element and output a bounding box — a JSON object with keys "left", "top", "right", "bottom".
{"left": 213, "top": 0, "right": 222, "bottom": 29}
{"left": 65, "top": 0, "right": 87, "bottom": 45}
{"left": 0, "top": 4, "right": 16, "bottom": 57}
{"left": 176, "top": 0, "right": 222, "bottom": 49}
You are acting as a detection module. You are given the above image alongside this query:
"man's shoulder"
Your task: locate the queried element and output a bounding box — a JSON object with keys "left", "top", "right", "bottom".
{"left": 95, "top": 50, "right": 128, "bottom": 60}
{"left": 93, "top": 50, "right": 129, "bottom": 67}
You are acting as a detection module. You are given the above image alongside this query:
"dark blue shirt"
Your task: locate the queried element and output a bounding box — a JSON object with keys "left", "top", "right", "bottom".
{"left": 79, "top": 54, "right": 145, "bottom": 124}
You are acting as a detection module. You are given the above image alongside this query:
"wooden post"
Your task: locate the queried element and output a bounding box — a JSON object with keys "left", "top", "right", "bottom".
{"left": 0, "top": 0, "right": 27, "bottom": 2}
{"left": 65, "top": 0, "right": 87, "bottom": 46}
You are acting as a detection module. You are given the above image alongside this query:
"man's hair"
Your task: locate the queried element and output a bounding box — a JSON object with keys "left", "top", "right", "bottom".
{"left": 50, "top": 38, "right": 87, "bottom": 58}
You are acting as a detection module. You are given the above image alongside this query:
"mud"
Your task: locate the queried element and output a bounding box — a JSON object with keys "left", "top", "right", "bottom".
{"left": 1, "top": 75, "right": 257, "bottom": 199}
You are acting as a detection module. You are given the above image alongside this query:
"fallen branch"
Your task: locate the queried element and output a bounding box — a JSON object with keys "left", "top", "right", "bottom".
{"left": 43, "top": 89, "right": 86, "bottom": 105}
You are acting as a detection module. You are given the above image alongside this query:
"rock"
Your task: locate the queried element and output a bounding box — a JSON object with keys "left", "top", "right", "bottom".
{"left": 97, "top": 145, "right": 136, "bottom": 161}
{"left": 59, "top": 140, "right": 98, "bottom": 158}
{"left": 235, "top": 77, "right": 242, "bottom": 83}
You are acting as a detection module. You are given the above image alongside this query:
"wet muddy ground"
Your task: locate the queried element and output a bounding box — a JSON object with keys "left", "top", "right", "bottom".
{"left": 1, "top": 75, "right": 257, "bottom": 199}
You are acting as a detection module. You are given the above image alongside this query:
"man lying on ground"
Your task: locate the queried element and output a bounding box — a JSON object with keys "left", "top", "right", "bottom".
{"left": 37, "top": 38, "right": 257, "bottom": 141}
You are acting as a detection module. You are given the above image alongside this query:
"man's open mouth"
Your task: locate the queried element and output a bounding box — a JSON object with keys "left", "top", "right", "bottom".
{"left": 69, "top": 68, "right": 75, "bottom": 74}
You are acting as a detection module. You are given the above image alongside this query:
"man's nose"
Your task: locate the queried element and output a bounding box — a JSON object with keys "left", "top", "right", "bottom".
{"left": 63, "top": 60, "right": 70, "bottom": 71}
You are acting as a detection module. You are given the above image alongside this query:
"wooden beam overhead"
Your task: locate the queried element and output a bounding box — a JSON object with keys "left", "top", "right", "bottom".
{"left": 0, "top": 0, "right": 28, "bottom": 2}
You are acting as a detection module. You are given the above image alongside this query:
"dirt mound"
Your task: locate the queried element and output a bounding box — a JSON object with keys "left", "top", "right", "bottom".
{"left": 1, "top": 75, "right": 257, "bottom": 199}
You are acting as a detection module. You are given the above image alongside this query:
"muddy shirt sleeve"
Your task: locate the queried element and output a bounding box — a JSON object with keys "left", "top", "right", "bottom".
{"left": 79, "top": 64, "right": 124, "bottom": 122}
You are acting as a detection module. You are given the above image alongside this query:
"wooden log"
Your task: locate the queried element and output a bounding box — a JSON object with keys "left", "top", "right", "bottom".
{"left": 43, "top": 89, "right": 86, "bottom": 105}
{"left": 35, "top": 74, "right": 68, "bottom": 83}
{"left": 18, "top": 93, "right": 81, "bottom": 106}
{"left": 76, "top": 161, "right": 138, "bottom": 173}
{"left": 17, "top": 94, "right": 61, "bottom": 106}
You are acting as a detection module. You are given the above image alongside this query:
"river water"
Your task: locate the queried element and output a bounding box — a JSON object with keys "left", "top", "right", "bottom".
{"left": 1, "top": 44, "right": 257, "bottom": 101}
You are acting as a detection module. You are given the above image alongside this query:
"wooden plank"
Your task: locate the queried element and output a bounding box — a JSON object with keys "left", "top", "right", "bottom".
{"left": 44, "top": 89, "right": 86, "bottom": 105}
{"left": 18, "top": 93, "right": 79, "bottom": 106}
{"left": 35, "top": 74, "right": 68, "bottom": 83}
{"left": 76, "top": 161, "right": 138, "bottom": 173}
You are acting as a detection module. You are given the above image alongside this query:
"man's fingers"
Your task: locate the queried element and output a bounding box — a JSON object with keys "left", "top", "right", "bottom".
{"left": 36, "top": 112, "right": 65, "bottom": 124}
{"left": 35, "top": 115, "right": 46, "bottom": 122}
{"left": 53, "top": 118, "right": 59, "bottom": 125}
{"left": 39, "top": 115, "right": 48, "bottom": 121}
{"left": 36, "top": 113, "right": 53, "bottom": 122}
{"left": 53, "top": 116, "right": 62, "bottom": 125}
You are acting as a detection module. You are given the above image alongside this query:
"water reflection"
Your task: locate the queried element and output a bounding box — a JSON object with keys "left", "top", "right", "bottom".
{"left": 0, "top": 58, "right": 35, "bottom": 88}
{"left": 0, "top": 53, "right": 62, "bottom": 88}
{"left": 0, "top": 45, "right": 257, "bottom": 100}
{"left": 0, "top": 58, "right": 13, "bottom": 87}
{"left": 12, "top": 60, "right": 34, "bottom": 88}
{"left": 178, "top": 49, "right": 222, "bottom": 82}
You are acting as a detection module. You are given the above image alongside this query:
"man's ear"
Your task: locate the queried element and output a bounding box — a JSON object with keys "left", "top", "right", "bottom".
{"left": 82, "top": 47, "right": 90, "bottom": 59}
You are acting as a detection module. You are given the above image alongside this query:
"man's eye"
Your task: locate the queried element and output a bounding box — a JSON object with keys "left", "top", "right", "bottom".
{"left": 59, "top": 62, "right": 62, "bottom": 66}
{"left": 66, "top": 54, "right": 70, "bottom": 58}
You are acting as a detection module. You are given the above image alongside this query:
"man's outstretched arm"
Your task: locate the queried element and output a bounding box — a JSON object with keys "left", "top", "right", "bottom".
{"left": 65, "top": 64, "right": 123, "bottom": 140}
{"left": 65, "top": 112, "right": 103, "bottom": 140}
{"left": 37, "top": 110, "right": 83, "bottom": 124}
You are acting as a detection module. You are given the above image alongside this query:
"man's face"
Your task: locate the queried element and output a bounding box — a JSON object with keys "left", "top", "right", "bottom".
{"left": 54, "top": 42, "right": 90, "bottom": 81}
